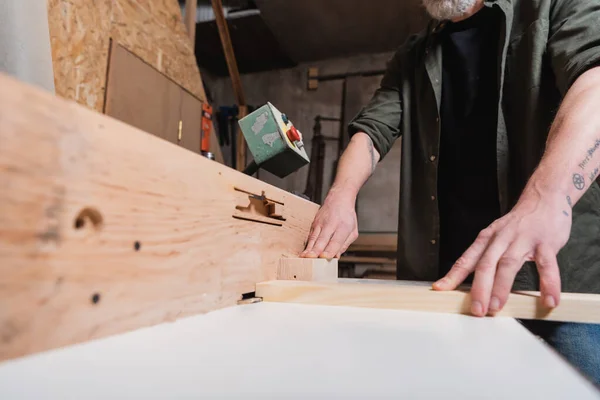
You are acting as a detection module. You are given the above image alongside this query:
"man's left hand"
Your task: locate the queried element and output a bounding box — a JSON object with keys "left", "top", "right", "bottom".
{"left": 433, "top": 191, "right": 572, "bottom": 316}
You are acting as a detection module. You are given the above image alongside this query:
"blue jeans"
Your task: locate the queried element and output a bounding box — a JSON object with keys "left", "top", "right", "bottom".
{"left": 520, "top": 320, "right": 600, "bottom": 387}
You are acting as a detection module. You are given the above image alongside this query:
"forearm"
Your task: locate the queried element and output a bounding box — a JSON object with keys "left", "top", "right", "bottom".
{"left": 329, "top": 132, "right": 381, "bottom": 199}
{"left": 520, "top": 67, "right": 600, "bottom": 209}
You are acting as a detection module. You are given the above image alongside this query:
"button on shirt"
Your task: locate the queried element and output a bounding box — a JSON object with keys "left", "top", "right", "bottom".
{"left": 437, "top": 6, "right": 502, "bottom": 276}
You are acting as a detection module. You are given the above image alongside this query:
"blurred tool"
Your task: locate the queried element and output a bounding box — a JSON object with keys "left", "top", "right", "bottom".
{"left": 238, "top": 103, "right": 310, "bottom": 178}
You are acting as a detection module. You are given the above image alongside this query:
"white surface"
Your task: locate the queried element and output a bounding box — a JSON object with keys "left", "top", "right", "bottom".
{"left": 0, "top": 0, "right": 55, "bottom": 93}
{"left": 0, "top": 303, "right": 598, "bottom": 399}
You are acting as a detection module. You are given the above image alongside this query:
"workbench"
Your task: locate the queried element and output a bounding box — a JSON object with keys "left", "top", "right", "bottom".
{"left": 1, "top": 73, "right": 599, "bottom": 398}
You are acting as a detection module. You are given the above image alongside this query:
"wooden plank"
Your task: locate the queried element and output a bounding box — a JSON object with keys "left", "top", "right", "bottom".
{"left": 255, "top": 280, "right": 600, "bottom": 324}
{"left": 277, "top": 258, "right": 338, "bottom": 282}
{"left": 211, "top": 0, "right": 247, "bottom": 170}
{"left": 347, "top": 233, "right": 397, "bottom": 252}
{"left": 184, "top": 0, "right": 198, "bottom": 47}
{"left": 211, "top": 0, "right": 245, "bottom": 106}
{"left": 0, "top": 73, "right": 319, "bottom": 361}
{"left": 1, "top": 303, "right": 598, "bottom": 399}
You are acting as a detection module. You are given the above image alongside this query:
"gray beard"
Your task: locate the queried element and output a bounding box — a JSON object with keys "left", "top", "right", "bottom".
{"left": 422, "top": 0, "right": 478, "bottom": 20}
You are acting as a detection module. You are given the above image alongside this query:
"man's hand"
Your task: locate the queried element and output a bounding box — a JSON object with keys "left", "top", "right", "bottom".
{"left": 433, "top": 190, "right": 572, "bottom": 316}
{"left": 301, "top": 132, "right": 380, "bottom": 259}
{"left": 301, "top": 187, "right": 359, "bottom": 259}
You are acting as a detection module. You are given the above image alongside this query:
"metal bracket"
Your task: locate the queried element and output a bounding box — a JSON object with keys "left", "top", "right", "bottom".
{"left": 232, "top": 187, "right": 286, "bottom": 226}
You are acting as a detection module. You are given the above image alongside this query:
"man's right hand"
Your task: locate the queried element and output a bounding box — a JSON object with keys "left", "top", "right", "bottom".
{"left": 300, "top": 132, "right": 380, "bottom": 259}
{"left": 301, "top": 187, "right": 359, "bottom": 259}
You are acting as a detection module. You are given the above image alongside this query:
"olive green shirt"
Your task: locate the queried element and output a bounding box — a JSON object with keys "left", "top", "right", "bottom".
{"left": 349, "top": 0, "right": 600, "bottom": 293}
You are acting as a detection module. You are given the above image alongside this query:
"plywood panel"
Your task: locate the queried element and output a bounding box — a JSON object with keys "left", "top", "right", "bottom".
{"left": 48, "top": 0, "right": 223, "bottom": 161}
{"left": 109, "top": 0, "right": 206, "bottom": 101}
{"left": 48, "top": 0, "right": 205, "bottom": 112}
{"left": 47, "top": 0, "right": 113, "bottom": 111}
{"left": 0, "top": 303, "right": 597, "bottom": 399}
{"left": 0, "top": 74, "right": 318, "bottom": 361}
{"left": 105, "top": 42, "right": 182, "bottom": 143}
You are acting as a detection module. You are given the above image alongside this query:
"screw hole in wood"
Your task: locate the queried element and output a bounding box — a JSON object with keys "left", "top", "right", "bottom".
{"left": 134, "top": 241, "right": 141, "bottom": 251}
{"left": 74, "top": 207, "right": 103, "bottom": 230}
{"left": 91, "top": 293, "right": 101, "bottom": 304}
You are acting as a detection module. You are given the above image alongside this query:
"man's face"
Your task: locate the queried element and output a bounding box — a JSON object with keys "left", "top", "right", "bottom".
{"left": 422, "top": 0, "right": 478, "bottom": 20}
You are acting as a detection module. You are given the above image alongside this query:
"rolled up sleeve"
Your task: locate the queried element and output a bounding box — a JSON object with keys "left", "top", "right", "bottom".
{"left": 548, "top": 0, "right": 600, "bottom": 95}
{"left": 348, "top": 49, "right": 403, "bottom": 160}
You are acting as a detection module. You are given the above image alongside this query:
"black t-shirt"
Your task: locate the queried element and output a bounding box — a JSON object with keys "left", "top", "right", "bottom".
{"left": 438, "top": 7, "right": 502, "bottom": 276}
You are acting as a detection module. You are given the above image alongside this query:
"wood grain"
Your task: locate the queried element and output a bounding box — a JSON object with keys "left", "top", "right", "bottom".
{"left": 0, "top": 74, "right": 318, "bottom": 361}
{"left": 47, "top": 0, "right": 224, "bottom": 162}
{"left": 256, "top": 279, "right": 600, "bottom": 324}
{"left": 277, "top": 258, "right": 338, "bottom": 282}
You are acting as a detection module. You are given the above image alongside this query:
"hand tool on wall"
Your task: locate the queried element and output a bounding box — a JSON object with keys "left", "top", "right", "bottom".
{"left": 200, "top": 103, "right": 214, "bottom": 159}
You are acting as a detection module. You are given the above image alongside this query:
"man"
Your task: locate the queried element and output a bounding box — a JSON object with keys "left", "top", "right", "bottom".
{"left": 301, "top": 0, "right": 600, "bottom": 385}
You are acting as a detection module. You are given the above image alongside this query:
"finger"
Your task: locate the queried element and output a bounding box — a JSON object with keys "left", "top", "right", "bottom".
{"left": 336, "top": 230, "right": 359, "bottom": 259}
{"left": 470, "top": 235, "right": 512, "bottom": 317}
{"left": 535, "top": 244, "right": 561, "bottom": 308}
{"left": 489, "top": 242, "right": 532, "bottom": 313}
{"left": 309, "top": 225, "right": 336, "bottom": 259}
{"left": 321, "top": 227, "right": 351, "bottom": 259}
{"left": 433, "top": 227, "right": 495, "bottom": 291}
{"left": 301, "top": 225, "right": 321, "bottom": 257}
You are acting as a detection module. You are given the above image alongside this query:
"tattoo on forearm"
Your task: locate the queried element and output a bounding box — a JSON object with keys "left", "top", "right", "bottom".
{"left": 573, "top": 173, "right": 586, "bottom": 190}
{"left": 567, "top": 195, "right": 572, "bottom": 208}
{"left": 589, "top": 167, "right": 600, "bottom": 182}
{"left": 563, "top": 210, "right": 570, "bottom": 217}
{"left": 367, "top": 139, "right": 377, "bottom": 173}
{"left": 578, "top": 138, "right": 600, "bottom": 170}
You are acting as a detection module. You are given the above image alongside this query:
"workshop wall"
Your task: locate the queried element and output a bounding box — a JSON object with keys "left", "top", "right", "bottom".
{"left": 206, "top": 51, "right": 402, "bottom": 232}
{"left": 47, "top": 0, "right": 206, "bottom": 112}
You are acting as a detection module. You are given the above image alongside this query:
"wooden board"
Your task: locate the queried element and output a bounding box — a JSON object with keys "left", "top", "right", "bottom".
{"left": 347, "top": 233, "right": 397, "bottom": 252}
{"left": 47, "top": 0, "right": 206, "bottom": 109}
{"left": 0, "top": 73, "right": 319, "bottom": 361}
{"left": 277, "top": 258, "right": 338, "bottom": 282}
{"left": 104, "top": 42, "right": 182, "bottom": 144}
{"left": 47, "top": 0, "right": 224, "bottom": 162}
{"left": 0, "top": 303, "right": 597, "bottom": 399}
{"left": 256, "top": 279, "right": 600, "bottom": 324}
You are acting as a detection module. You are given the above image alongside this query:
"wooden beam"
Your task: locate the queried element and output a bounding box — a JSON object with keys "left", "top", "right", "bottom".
{"left": 278, "top": 258, "right": 338, "bottom": 282}
{"left": 255, "top": 280, "right": 600, "bottom": 324}
{"left": 211, "top": 0, "right": 247, "bottom": 170}
{"left": 184, "top": 0, "right": 198, "bottom": 47}
{"left": 0, "top": 73, "right": 318, "bottom": 361}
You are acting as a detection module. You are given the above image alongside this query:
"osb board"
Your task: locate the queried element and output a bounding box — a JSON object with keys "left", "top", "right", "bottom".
{"left": 109, "top": 0, "right": 206, "bottom": 101}
{"left": 47, "top": 0, "right": 113, "bottom": 111}
{"left": 0, "top": 73, "right": 318, "bottom": 361}
{"left": 47, "top": 0, "right": 206, "bottom": 114}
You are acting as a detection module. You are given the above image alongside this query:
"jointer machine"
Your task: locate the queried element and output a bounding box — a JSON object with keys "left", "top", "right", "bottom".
{"left": 1, "top": 73, "right": 600, "bottom": 398}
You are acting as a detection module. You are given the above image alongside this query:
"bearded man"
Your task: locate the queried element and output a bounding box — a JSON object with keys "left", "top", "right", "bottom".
{"left": 301, "top": 0, "right": 600, "bottom": 384}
